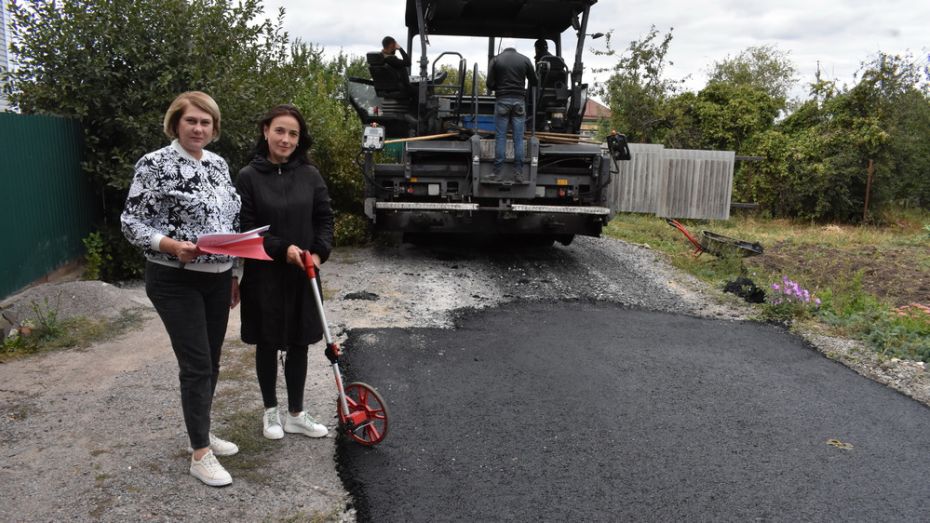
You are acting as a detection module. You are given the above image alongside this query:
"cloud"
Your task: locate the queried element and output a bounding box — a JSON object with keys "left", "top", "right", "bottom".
{"left": 265, "top": 0, "right": 930, "bottom": 98}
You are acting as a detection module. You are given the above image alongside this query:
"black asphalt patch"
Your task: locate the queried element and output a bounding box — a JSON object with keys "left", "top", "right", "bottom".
{"left": 337, "top": 301, "right": 930, "bottom": 521}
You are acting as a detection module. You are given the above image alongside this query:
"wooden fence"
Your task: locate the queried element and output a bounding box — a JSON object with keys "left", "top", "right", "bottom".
{"left": 608, "top": 144, "right": 735, "bottom": 220}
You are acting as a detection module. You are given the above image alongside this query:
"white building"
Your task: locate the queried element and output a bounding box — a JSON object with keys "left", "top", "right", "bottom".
{"left": 0, "top": 2, "right": 10, "bottom": 111}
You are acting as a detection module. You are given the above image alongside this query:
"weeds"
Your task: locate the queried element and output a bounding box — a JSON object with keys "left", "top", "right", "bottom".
{"left": 817, "top": 274, "right": 930, "bottom": 362}
{"left": 1, "top": 307, "right": 145, "bottom": 358}
{"left": 605, "top": 211, "right": 930, "bottom": 363}
{"left": 82, "top": 231, "right": 108, "bottom": 281}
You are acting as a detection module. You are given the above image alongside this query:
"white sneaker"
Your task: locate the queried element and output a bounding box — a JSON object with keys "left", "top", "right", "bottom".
{"left": 284, "top": 411, "right": 329, "bottom": 438}
{"left": 186, "top": 432, "right": 239, "bottom": 456}
{"left": 190, "top": 450, "right": 232, "bottom": 487}
{"left": 263, "top": 407, "right": 284, "bottom": 440}
{"left": 208, "top": 433, "right": 239, "bottom": 456}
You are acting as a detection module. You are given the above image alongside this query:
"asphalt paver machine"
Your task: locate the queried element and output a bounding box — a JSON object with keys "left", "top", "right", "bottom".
{"left": 348, "top": 0, "right": 631, "bottom": 245}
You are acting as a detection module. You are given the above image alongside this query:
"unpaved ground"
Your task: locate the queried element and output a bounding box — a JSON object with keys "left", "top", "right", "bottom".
{"left": 746, "top": 241, "right": 930, "bottom": 308}
{"left": 1, "top": 236, "right": 927, "bottom": 521}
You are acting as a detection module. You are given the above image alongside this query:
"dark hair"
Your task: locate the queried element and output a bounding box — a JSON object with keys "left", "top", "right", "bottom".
{"left": 253, "top": 104, "right": 313, "bottom": 164}
{"left": 382, "top": 36, "right": 396, "bottom": 49}
{"left": 534, "top": 39, "right": 548, "bottom": 50}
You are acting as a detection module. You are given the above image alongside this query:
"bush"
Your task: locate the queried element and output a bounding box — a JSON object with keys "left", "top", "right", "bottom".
{"left": 82, "top": 226, "right": 145, "bottom": 282}
{"left": 6, "top": 0, "right": 309, "bottom": 217}
{"left": 334, "top": 213, "right": 371, "bottom": 247}
{"left": 291, "top": 44, "right": 367, "bottom": 215}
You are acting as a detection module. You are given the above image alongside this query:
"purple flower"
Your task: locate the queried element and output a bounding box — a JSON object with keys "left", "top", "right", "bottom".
{"left": 769, "top": 275, "right": 820, "bottom": 310}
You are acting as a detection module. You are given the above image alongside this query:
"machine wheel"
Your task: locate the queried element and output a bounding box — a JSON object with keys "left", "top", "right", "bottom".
{"left": 556, "top": 234, "right": 575, "bottom": 246}
{"left": 527, "top": 236, "right": 556, "bottom": 248}
{"left": 341, "top": 382, "right": 389, "bottom": 446}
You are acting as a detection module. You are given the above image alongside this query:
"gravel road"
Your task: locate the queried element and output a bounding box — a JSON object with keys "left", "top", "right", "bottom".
{"left": 1, "top": 235, "right": 926, "bottom": 521}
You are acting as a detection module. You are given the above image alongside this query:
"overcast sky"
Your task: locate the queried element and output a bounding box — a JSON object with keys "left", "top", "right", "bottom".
{"left": 263, "top": 0, "right": 929, "bottom": 100}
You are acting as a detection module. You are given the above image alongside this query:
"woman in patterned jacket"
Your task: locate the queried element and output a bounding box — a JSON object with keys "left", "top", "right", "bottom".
{"left": 121, "top": 91, "right": 241, "bottom": 487}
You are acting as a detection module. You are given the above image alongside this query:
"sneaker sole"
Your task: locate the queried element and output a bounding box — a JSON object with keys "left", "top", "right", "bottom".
{"left": 263, "top": 430, "right": 284, "bottom": 440}
{"left": 190, "top": 470, "right": 232, "bottom": 487}
{"left": 283, "top": 426, "right": 329, "bottom": 438}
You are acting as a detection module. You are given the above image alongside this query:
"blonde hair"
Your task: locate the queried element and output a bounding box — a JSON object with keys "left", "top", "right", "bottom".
{"left": 163, "top": 91, "right": 222, "bottom": 141}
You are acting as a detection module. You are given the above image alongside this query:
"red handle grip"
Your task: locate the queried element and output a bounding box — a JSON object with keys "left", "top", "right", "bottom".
{"left": 301, "top": 251, "right": 317, "bottom": 279}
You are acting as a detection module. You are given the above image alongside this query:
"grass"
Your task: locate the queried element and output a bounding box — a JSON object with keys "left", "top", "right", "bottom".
{"left": 604, "top": 209, "right": 930, "bottom": 363}
{"left": 5, "top": 404, "right": 34, "bottom": 422}
{"left": 211, "top": 338, "right": 278, "bottom": 486}
{"left": 268, "top": 507, "right": 346, "bottom": 523}
{"left": 0, "top": 308, "right": 147, "bottom": 360}
{"left": 213, "top": 408, "right": 276, "bottom": 485}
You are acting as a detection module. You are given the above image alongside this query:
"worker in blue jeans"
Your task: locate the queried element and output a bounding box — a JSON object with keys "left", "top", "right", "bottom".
{"left": 487, "top": 47, "right": 537, "bottom": 183}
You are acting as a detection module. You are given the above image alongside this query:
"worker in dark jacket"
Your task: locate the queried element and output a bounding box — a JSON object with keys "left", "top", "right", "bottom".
{"left": 486, "top": 47, "right": 538, "bottom": 182}
{"left": 382, "top": 36, "right": 410, "bottom": 77}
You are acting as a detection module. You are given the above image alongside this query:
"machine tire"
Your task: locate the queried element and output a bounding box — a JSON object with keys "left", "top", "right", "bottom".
{"left": 556, "top": 234, "right": 575, "bottom": 246}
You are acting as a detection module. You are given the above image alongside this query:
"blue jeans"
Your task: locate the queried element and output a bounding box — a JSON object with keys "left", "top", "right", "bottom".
{"left": 494, "top": 96, "right": 526, "bottom": 173}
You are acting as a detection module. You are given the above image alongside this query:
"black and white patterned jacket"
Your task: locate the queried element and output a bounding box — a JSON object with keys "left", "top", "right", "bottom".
{"left": 121, "top": 140, "right": 241, "bottom": 271}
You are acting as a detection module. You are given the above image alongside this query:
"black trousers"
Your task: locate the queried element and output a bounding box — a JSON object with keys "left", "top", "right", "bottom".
{"left": 145, "top": 262, "right": 231, "bottom": 450}
{"left": 256, "top": 344, "right": 309, "bottom": 413}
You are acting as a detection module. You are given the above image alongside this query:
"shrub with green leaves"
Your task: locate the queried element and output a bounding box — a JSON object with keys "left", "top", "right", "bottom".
{"left": 740, "top": 53, "right": 930, "bottom": 221}
{"left": 82, "top": 226, "right": 145, "bottom": 282}
{"left": 6, "top": 0, "right": 310, "bottom": 218}
{"left": 334, "top": 213, "right": 371, "bottom": 247}
{"left": 7, "top": 1, "right": 377, "bottom": 281}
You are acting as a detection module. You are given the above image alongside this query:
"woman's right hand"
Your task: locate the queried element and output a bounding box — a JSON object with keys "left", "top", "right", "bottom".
{"left": 286, "top": 244, "right": 305, "bottom": 270}
{"left": 160, "top": 237, "right": 202, "bottom": 263}
{"left": 174, "top": 241, "right": 202, "bottom": 263}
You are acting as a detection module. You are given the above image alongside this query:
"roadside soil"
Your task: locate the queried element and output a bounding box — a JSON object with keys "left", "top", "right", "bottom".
{"left": 746, "top": 241, "right": 930, "bottom": 308}
{"left": 1, "top": 235, "right": 927, "bottom": 521}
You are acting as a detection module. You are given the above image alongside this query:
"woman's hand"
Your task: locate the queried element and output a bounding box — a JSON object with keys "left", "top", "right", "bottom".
{"left": 230, "top": 277, "right": 240, "bottom": 309}
{"left": 286, "top": 245, "right": 306, "bottom": 270}
{"left": 161, "top": 238, "right": 202, "bottom": 263}
{"left": 286, "top": 245, "right": 321, "bottom": 271}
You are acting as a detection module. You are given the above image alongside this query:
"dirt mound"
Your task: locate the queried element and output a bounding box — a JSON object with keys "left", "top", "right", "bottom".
{"left": 0, "top": 281, "right": 150, "bottom": 334}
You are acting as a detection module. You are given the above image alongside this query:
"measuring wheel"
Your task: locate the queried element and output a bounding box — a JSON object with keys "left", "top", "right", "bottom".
{"left": 340, "top": 382, "right": 389, "bottom": 446}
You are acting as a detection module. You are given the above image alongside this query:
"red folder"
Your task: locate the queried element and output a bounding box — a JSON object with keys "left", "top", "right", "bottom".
{"left": 197, "top": 226, "right": 273, "bottom": 261}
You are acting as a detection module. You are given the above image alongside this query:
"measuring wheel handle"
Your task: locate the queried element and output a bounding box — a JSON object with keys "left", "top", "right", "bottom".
{"left": 301, "top": 250, "right": 390, "bottom": 446}
{"left": 341, "top": 382, "right": 389, "bottom": 446}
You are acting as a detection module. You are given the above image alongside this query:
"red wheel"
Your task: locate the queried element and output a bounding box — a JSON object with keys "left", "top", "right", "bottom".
{"left": 340, "top": 382, "right": 389, "bottom": 446}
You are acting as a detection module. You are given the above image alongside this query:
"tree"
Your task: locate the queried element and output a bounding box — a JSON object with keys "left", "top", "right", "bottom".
{"left": 707, "top": 45, "right": 797, "bottom": 103}
{"left": 290, "top": 43, "right": 366, "bottom": 214}
{"left": 437, "top": 64, "right": 487, "bottom": 98}
{"left": 665, "top": 82, "right": 781, "bottom": 151}
{"left": 5, "top": 0, "right": 378, "bottom": 275}
{"left": 594, "top": 26, "right": 684, "bottom": 143}
{"left": 6, "top": 0, "right": 301, "bottom": 218}
{"left": 740, "top": 52, "right": 930, "bottom": 221}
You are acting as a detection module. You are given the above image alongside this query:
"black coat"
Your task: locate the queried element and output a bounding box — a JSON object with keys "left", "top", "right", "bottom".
{"left": 236, "top": 156, "right": 334, "bottom": 346}
{"left": 487, "top": 48, "right": 537, "bottom": 99}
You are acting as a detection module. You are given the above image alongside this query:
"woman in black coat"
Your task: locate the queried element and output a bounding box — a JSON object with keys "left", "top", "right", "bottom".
{"left": 236, "top": 105, "right": 335, "bottom": 440}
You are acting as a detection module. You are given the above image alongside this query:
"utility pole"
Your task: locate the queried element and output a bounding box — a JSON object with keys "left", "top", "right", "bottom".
{"left": 863, "top": 159, "right": 875, "bottom": 222}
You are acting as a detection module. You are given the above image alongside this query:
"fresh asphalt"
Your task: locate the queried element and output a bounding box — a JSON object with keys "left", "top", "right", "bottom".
{"left": 338, "top": 300, "right": 930, "bottom": 522}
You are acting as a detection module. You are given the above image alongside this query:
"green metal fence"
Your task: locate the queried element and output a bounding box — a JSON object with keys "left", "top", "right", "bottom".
{"left": 0, "top": 113, "right": 98, "bottom": 299}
